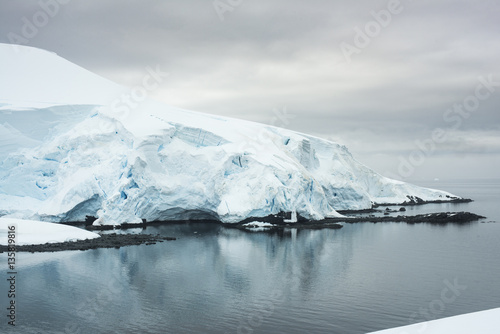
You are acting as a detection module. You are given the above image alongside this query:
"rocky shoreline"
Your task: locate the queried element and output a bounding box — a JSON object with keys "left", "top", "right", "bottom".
{"left": 326, "top": 211, "right": 486, "bottom": 224}
{"left": 0, "top": 233, "right": 176, "bottom": 254}
{"left": 84, "top": 211, "right": 486, "bottom": 231}
{"left": 374, "top": 196, "right": 473, "bottom": 207}
{"left": 0, "top": 211, "right": 487, "bottom": 253}
{"left": 231, "top": 211, "right": 486, "bottom": 231}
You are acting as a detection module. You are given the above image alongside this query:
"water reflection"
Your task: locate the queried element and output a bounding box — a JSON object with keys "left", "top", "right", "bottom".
{"left": 2, "top": 224, "right": 352, "bottom": 333}
{"left": 1, "top": 212, "right": 499, "bottom": 333}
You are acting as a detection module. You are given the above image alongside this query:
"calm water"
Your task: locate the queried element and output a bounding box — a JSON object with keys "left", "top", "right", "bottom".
{"left": 1, "top": 179, "right": 499, "bottom": 334}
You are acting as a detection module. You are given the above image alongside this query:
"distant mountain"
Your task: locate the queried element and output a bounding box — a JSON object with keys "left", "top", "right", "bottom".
{"left": 0, "top": 43, "right": 460, "bottom": 225}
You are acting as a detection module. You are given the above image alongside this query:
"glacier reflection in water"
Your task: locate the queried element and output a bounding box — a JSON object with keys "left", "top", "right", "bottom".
{"left": 2, "top": 180, "right": 500, "bottom": 334}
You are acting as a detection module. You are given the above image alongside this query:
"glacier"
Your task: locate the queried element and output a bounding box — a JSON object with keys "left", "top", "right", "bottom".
{"left": 0, "top": 43, "right": 461, "bottom": 226}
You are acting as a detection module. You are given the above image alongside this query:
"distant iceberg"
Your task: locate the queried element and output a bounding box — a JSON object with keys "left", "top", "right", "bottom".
{"left": 0, "top": 43, "right": 461, "bottom": 226}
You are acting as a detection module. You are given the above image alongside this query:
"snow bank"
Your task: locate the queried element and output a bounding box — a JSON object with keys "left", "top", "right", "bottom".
{"left": 0, "top": 43, "right": 462, "bottom": 225}
{"left": 368, "top": 308, "right": 500, "bottom": 334}
{"left": 0, "top": 218, "right": 100, "bottom": 246}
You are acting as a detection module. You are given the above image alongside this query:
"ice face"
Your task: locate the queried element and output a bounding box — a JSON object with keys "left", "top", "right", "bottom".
{"left": 0, "top": 43, "right": 459, "bottom": 225}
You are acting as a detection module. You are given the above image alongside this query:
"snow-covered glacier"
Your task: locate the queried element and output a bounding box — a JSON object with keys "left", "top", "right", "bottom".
{"left": 0, "top": 43, "right": 461, "bottom": 226}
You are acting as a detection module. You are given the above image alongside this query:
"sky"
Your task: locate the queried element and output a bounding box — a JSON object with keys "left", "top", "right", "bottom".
{"left": 1, "top": 0, "right": 499, "bottom": 182}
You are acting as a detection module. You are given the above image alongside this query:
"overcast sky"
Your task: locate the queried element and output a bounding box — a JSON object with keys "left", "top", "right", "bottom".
{"left": 1, "top": 0, "right": 499, "bottom": 183}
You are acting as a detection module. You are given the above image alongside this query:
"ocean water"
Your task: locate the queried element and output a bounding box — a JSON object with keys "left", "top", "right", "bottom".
{"left": 1, "top": 179, "right": 499, "bottom": 334}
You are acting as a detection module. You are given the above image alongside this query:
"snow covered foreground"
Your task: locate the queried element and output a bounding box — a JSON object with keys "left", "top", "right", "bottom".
{"left": 0, "top": 218, "right": 100, "bottom": 246}
{"left": 367, "top": 308, "right": 500, "bottom": 334}
{"left": 0, "top": 43, "right": 461, "bottom": 226}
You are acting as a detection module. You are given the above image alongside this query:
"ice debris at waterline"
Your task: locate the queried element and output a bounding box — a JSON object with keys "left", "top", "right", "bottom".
{"left": 0, "top": 43, "right": 464, "bottom": 226}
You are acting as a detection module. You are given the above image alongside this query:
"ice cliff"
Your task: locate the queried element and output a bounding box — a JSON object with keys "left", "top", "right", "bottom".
{"left": 0, "top": 44, "right": 460, "bottom": 225}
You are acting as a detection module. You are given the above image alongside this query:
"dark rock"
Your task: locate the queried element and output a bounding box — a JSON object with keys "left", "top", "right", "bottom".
{"left": 0, "top": 233, "right": 176, "bottom": 254}
{"left": 84, "top": 215, "right": 97, "bottom": 225}
{"left": 336, "top": 212, "right": 485, "bottom": 224}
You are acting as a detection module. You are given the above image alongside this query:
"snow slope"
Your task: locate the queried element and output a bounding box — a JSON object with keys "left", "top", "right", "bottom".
{"left": 367, "top": 308, "right": 500, "bottom": 334}
{"left": 0, "top": 218, "right": 100, "bottom": 246}
{"left": 0, "top": 43, "right": 461, "bottom": 225}
{"left": 0, "top": 43, "right": 125, "bottom": 109}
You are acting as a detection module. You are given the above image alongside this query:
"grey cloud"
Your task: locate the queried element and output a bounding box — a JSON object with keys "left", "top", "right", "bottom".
{"left": 1, "top": 0, "right": 499, "bottom": 179}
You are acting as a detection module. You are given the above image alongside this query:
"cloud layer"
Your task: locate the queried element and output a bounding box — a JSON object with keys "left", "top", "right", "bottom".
{"left": 1, "top": 0, "right": 499, "bottom": 180}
